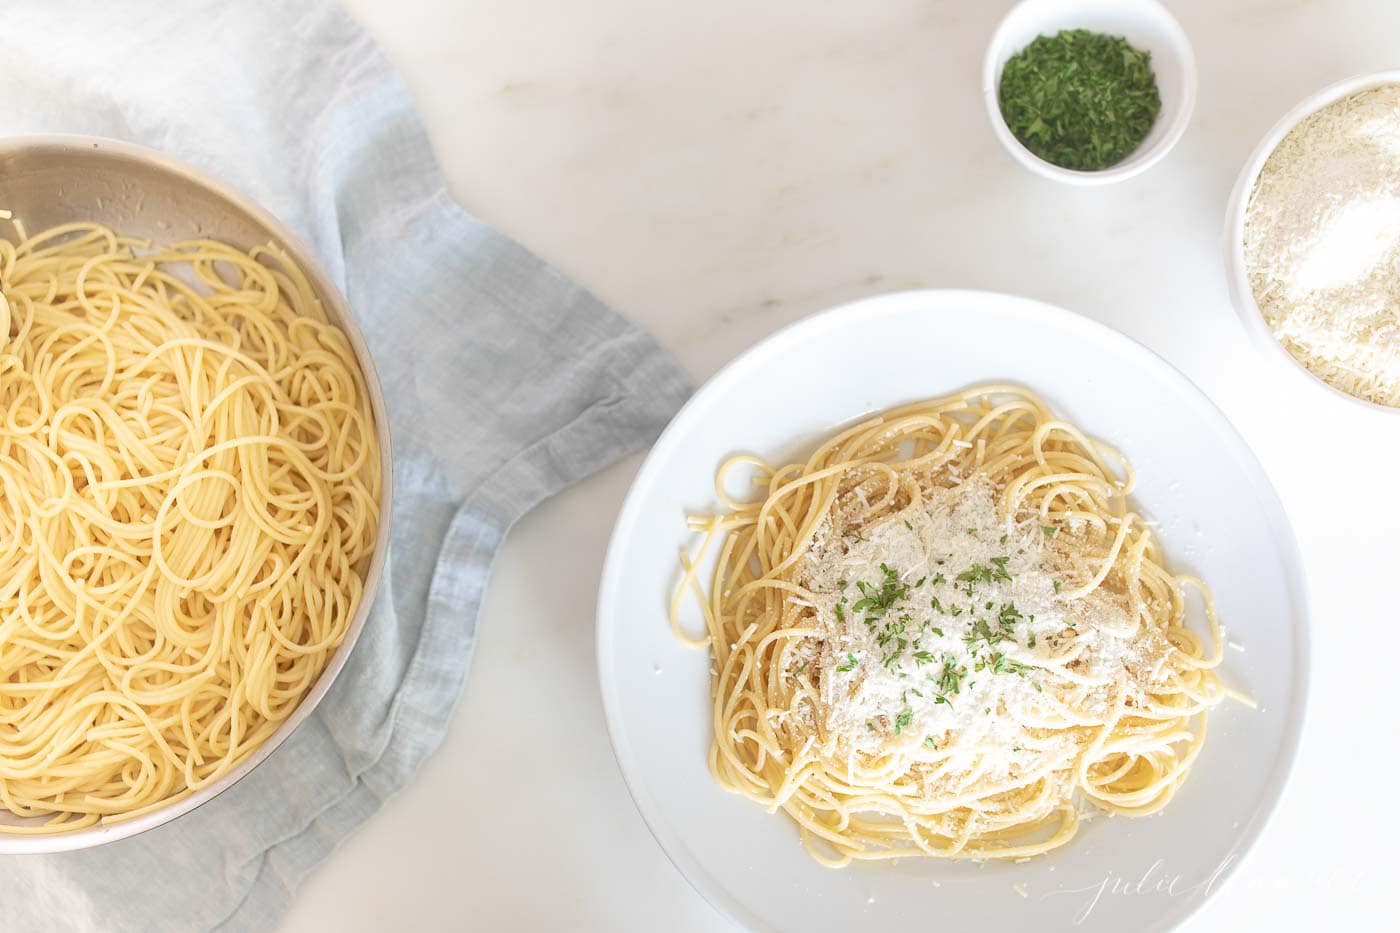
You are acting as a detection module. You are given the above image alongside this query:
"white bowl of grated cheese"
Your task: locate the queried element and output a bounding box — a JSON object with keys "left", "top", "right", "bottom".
{"left": 1225, "top": 70, "right": 1400, "bottom": 413}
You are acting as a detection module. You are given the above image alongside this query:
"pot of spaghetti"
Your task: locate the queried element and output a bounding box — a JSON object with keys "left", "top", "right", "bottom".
{"left": 0, "top": 136, "right": 393, "bottom": 853}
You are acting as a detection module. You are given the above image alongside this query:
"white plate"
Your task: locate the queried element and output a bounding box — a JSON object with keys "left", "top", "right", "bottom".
{"left": 597, "top": 291, "right": 1308, "bottom": 933}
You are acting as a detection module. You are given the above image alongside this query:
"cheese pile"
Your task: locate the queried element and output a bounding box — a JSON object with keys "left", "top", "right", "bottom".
{"left": 795, "top": 476, "right": 1162, "bottom": 794}
{"left": 1243, "top": 83, "right": 1400, "bottom": 407}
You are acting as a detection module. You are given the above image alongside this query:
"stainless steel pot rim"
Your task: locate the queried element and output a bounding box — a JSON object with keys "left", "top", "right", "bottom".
{"left": 0, "top": 134, "right": 395, "bottom": 854}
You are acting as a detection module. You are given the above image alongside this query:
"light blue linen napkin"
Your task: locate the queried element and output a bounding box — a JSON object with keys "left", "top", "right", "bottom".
{"left": 0, "top": 2, "right": 690, "bottom": 930}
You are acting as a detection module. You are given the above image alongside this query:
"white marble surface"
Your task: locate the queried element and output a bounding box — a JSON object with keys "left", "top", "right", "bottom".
{"left": 283, "top": 1, "right": 1400, "bottom": 929}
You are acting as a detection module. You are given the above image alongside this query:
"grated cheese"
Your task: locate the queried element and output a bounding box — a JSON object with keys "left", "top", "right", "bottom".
{"left": 1244, "top": 83, "right": 1400, "bottom": 407}
{"left": 796, "top": 475, "right": 1162, "bottom": 796}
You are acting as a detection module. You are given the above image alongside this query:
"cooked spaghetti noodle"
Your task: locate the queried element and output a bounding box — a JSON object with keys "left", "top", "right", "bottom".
{"left": 672, "top": 385, "right": 1239, "bottom": 865}
{"left": 0, "top": 219, "right": 380, "bottom": 832}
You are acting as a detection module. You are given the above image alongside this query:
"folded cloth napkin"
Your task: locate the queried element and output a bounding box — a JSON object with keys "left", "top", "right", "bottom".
{"left": 0, "top": 2, "right": 690, "bottom": 930}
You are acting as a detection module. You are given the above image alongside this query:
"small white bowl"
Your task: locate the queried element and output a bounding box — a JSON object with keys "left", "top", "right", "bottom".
{"left": 983, "top": 0, "right": 1197, "bottom": 185}
{"left": 1224, "top": 69, "right": 1400, "bottom": 415}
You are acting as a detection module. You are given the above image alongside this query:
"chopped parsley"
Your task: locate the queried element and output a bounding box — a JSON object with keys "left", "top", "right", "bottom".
{"left": 964, "top": 618, "right": 1008, "bottom": 653}
{"left": 852, "top": 563, "right": 908, "bottom": 621}
{"left": 997, "top": 29, "right": 1161, "bottom": 172}
{"left": 836, "top": 653, "right": 858, "bottom": 673}
{"left": 989, "top": 652, "right": 1026, "bottom": 675}
{"left": 894, "top": 709, "right": 913, "bottom": 734}
{"left": 936, "top": 655, "right": 967, "bottom": 698}
{"left": 1042, "top": 525, "right": 1058, "bottom": 537}
{"left": 956, "top": 558, "right": 1012, "bottom": 593}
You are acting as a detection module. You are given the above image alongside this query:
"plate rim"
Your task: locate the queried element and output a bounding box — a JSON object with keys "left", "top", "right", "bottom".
{"left": 596, "top": 288, "right": 1311, "bottom": 932}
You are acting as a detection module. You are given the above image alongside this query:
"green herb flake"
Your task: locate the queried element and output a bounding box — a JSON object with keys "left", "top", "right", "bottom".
{"left": 936, "top": 655, "right": 966, "bottom": 698}
{"left": 836, "top": 653, "right": 858, "bottom": 673}
{"left": 964, "top": 618, "right": 1008, "bottom": 653}
{"left": 991, "top": 653, "right": 1026, "bottom": 675}
{"left": 894, "top": 709, "right": 914, "bottom": 735}
{"left": 852, "top": 564, "right": 910, "bottom": 623}
{"left": 998, "top": 29, "right": 1162, "bottom": 172}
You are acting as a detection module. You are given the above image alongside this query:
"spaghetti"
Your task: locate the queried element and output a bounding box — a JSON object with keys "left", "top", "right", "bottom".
{"left": 672, "top": 385, "right": 1237, "bottom": 865}
{"left": 0, "top": 220, "right": 380, "bottom": 832}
